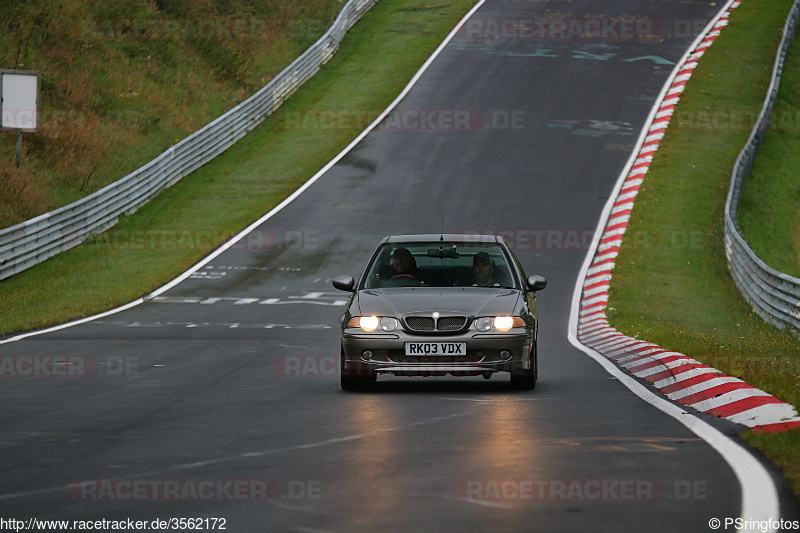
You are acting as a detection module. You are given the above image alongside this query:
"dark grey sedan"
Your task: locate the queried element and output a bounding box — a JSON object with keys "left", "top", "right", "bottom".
{"left": 332, "top": 234, "right": 547, "bottom": 390}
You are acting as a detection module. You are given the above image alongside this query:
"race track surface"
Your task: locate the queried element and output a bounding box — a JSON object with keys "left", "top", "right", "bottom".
{"left": 0, "top": 1, "right": 778, "bottom": 531}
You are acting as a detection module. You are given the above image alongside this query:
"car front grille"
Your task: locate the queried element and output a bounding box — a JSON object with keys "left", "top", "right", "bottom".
{"left": 406, "top": 316, "right": 435, "bottom": 331}
{"left": 404, "top": 315, "right": 468, "bottom": 332}
{"left": 437, "top": 316, "right": 467, "bottom": 331}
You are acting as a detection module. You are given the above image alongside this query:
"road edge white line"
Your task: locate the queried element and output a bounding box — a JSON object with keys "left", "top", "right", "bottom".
{"left": 567, "top": 0, "right": 782, "bottom": 529}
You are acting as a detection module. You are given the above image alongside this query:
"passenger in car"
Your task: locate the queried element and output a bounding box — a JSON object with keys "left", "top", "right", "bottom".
{"left": 472, "top": 252, "right": 500, "bottom": 287}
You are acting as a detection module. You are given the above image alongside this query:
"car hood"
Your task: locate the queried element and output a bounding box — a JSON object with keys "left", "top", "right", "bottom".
{"left": 354, "top": 287, "right": 521, "bottom": 317}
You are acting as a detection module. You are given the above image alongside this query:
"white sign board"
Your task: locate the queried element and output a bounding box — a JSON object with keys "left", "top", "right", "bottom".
{"left": 1, "top": 70, "right": 40, "bottom": 132}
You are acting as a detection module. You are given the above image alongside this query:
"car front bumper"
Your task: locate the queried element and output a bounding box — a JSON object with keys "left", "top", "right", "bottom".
{"left": 341, "top": 329, "right": 534, "bottom": 377}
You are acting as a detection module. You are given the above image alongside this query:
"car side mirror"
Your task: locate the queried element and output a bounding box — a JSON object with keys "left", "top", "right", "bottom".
{"left": 527, "top": 275, "right": 547, "bottom": 292}
{"left": 332, "top": 275, "right": 355, "bottom": 292}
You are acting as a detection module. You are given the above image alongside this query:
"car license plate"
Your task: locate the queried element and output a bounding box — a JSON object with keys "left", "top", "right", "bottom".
{"left": 405, "top": 342, "right": 466, "bottom": 356}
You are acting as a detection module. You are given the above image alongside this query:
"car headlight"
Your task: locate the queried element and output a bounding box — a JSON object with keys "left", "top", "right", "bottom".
{"left": 474, "top": 316, "right": 526, "bottom": 332}
{"left": 474, "top": 317, "right": 494, "bottom": 332}
{"left": 348, "top": 316, "right": 399, "bottom": 332}
{"left": 379, "top": 317, "right": 399, "bottom": 332}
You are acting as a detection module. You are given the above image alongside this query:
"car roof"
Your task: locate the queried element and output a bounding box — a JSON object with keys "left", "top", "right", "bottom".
{"left": 383, "top": 234, "right": 505, "bottom": 245}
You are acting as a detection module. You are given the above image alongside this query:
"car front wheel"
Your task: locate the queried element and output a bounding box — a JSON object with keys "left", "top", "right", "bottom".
{"left": 340, "top": 345, "right": 375, "bottom": 391}
{"left": 510, "top": 347, "right": 537, "bottom": 390}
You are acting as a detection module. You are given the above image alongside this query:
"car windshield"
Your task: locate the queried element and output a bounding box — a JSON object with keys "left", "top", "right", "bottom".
{"left": 362, "top": 242, "right": 519, "bottom": 289}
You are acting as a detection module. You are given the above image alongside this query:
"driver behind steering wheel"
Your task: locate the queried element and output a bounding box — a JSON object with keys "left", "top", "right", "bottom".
{"left": 380, "top": 247, "right": 421, "bottom": 286}
{"left": 389, "top": 247, "right": 417, "bottom": 279}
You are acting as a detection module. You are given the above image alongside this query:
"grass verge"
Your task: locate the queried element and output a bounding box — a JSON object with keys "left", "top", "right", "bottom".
{"left": 0, "top": 0, "right": 476, "bottom": 336}
{"left": 0, "top": 0, "right": 343, "bottom": 228}
{"left": 607, "top": 0, "right": 800, "bottom": 497}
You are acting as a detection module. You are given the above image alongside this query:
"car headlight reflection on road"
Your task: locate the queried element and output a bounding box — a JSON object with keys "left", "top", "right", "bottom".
{"left": 348, "top": 316, "right": 399, "bottom": 332}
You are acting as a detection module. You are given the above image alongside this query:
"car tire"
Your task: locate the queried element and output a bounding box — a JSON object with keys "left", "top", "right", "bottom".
{"left": 510, "top": 346, "right": 537, "bottom": 390}
{"left": 340, "top": 345, "right": 374, "bottom": 391}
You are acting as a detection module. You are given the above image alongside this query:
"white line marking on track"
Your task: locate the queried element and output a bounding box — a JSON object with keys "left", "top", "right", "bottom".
{"left": 568, "top": 0, "right": 784, "bottom": 529}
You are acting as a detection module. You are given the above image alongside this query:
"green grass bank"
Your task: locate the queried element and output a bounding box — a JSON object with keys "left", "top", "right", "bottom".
{"left": 0, "top": 0, "right": 342, "bottom": 228}
{"left": 607, "top": 0, "right": 800, "bottom": 496}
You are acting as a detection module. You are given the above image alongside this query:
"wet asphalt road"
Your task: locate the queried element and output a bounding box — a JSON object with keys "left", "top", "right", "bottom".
{"left": 0, "top": 1, "right": 771, "bottom": 531}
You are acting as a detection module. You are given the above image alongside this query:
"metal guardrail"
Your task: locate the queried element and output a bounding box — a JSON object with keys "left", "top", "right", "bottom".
{"left": 0, "top": 0, "right": 378, "bottom": 280}
{"left": 724, "top": 0, "right": 800, "bottom": 330}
